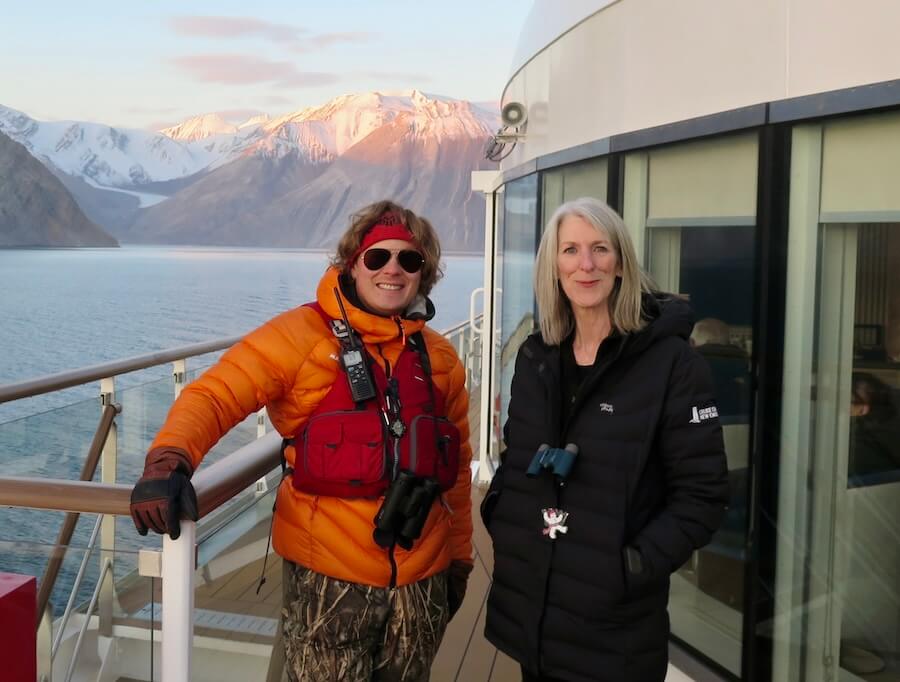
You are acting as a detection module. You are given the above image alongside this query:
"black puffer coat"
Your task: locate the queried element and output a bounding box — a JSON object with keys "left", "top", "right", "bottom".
{"left": 483, "top": 296, "right": 729, "bottom": 682}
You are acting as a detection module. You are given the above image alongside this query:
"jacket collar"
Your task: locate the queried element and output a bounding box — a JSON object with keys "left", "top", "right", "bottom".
{"left": 316, "top": 267, "right": 428, "bottom": 345}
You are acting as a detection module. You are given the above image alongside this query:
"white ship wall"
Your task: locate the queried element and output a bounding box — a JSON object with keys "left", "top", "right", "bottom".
{"left": 502, "top": 0, "right": 900, "bottom": 166}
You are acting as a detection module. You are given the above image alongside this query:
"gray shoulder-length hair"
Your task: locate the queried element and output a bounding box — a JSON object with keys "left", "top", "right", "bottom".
{"left": 534, "top": 197, "right": 657, "bottom": 346}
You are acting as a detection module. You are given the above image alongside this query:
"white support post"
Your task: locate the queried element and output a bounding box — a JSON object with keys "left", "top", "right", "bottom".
{"left": 256, "top": 407, "right": 269, "bottom": 491}
{"left": 162, "top": 521, "right": 196, "bottom": 682}
{"left": 471, "top": 170, "right": 501, "bottom": 484}
{"left": 173, "top": 359, "right": 187, "bottom": 399}
{"left": 99, "top": 376, "right": 117, "bottom": 636}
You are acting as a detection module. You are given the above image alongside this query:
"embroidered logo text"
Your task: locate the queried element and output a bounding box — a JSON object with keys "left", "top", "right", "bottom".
{"left": 689, "top": 405, "right": 719, "bottom": 424}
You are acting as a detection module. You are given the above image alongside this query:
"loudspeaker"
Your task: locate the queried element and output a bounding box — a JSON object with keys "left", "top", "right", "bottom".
{"left": 501, "top": 101, "right": 527, "bottom": 127}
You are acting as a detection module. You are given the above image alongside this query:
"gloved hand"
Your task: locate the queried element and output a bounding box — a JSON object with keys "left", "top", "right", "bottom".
{"left": 130, "top": 447, "right": 198, "bottom": 540}
{"left": 447, "top": 560, "right": 474, "bottom": 619}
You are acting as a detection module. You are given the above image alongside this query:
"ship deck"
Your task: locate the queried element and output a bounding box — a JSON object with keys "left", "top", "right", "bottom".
{"left": 114, "top": 387, "right": 703, "bottom": 681}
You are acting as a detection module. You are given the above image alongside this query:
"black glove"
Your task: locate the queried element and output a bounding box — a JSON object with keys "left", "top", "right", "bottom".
{"left": 447, "top": 560, "right": 474, "bottom": 619}
{"left": 130, "top": 448, "right": 198, "bottom": 540}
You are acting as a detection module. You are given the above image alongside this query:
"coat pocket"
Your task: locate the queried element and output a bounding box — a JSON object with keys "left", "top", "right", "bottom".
{"left": 302, "top": 410, "right": 386, "bottom": 485}
{"left": 479, "top": 464, "right": 504, "bottom": 533}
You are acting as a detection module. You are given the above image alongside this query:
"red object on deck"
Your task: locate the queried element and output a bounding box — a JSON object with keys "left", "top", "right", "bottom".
{"left": 0, "top": 573, "right": 37, "bottom": 681}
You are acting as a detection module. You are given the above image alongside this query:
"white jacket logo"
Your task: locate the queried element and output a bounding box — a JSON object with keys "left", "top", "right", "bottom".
{"left": 689, "top": 405, "right": 718, "bottom": 424}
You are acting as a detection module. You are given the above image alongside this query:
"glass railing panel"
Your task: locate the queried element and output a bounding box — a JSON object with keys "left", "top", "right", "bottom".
{"left": 116, "top": 374, "right": 178, "bottom": 481}
{"left": 0, "top": 538, "right": 157, "bottom": 681}
{"left": 192, "top": 484, "right": 280, "bottom": 680}
{"left": 0, "top": 395, "right": 99, "bottom": 480}
{"left": 0, "top": 399, "right": 115, "bottom": 563}
{"left": 113, "top": 362, "right": 263, "bottom": 548}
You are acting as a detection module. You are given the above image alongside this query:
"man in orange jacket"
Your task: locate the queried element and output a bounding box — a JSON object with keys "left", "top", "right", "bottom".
{"left": 130, "top": 200, "right": 473, "bottom": 681}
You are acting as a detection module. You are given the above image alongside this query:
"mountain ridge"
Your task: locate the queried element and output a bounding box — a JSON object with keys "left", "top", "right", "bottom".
{"left": 1, "top": 91, "right": 499, "bottom": 250}
{"left": 0, "top": 131, "right": 118, "bottom": 247}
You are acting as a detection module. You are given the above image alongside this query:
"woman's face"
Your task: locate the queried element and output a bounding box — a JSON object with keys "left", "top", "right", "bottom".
{"left": 556, "top": 215, "right": 622, "bottom": 313}
{"left": 351, "top": 238, "right": 423, "bottom": 316}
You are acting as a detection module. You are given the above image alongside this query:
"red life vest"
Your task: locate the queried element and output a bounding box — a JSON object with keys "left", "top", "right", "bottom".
{"left": 288, "top": 303, "right": 461, "bottom": 499}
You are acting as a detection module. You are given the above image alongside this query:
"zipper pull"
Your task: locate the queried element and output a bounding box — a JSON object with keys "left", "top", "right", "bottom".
{"left": 392, "top": 315, "right": 406, "bottom": 345}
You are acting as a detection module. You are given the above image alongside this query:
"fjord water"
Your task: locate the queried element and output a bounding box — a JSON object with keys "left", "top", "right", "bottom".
{"left": 0, "top": 246, "right": 483, "bottom": 419}
{"left": 0, "top": 246, "right": 483, "bottom": 607}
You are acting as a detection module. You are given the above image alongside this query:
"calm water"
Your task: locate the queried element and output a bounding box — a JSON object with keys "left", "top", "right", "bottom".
{"left": 0, "top": 246, "right": 483, "bottom": 609}
{"left": 0, "top": 246, "right": 483, "bottom": 420}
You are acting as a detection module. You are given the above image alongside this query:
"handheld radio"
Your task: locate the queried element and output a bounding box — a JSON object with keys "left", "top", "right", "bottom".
{"left": 333, "top": 288, "right": 377, "bottom": 402}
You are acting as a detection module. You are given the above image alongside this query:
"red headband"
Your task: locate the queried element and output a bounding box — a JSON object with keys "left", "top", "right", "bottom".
{"left": 350, "top": 218, "right": 419, "bottom": 265}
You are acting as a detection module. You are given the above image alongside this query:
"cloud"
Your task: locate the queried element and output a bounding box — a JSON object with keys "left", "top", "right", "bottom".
{"left": 168, "top": 16, "right": 303, "bottom": 44}
{"left": 262, "top": 95, "right": 295, "bottom": 107}
{"left": 125, "top": 106, "right": 181, "bottom": 115}
{"left": 167, "top": 16, "right": 376, "bottom": 52}
{"left": 307, "top": 32, "right": 375, "bottom": 48}
{"left": 171, "top": 54, "right": 339, "bottom": 88}
{"left": 361, "top": 71, "right": 432, "bottom": 83}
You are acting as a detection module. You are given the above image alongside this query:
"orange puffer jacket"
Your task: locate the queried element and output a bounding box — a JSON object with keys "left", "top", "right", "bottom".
{"left": 150, "top": 267, "right": 473, "bottom": 586}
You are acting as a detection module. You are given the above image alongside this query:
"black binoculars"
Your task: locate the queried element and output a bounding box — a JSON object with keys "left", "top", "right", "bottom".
{"left": 526, "top": 443, "right": 579, "bottom": 481}
{"left": 373, "top": 470, "right": 440, "bottom": 550}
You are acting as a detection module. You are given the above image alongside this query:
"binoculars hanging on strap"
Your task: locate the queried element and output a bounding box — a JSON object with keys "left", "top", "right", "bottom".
{"left": 526, "top": 443, "right": 579, "bottom": 482}
{"left": 373, "top": 470, "right": 441, "bottom": 550}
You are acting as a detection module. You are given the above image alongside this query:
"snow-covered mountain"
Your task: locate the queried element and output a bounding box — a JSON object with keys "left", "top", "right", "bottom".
{"left": 3, "top": 91, "right": 499, "bottom": 250}
{"left": 254, "top": 90, "right": 497, "bottom": 157}
{"left": 0, "top": 105, "right": 217, "bottom": 189}
{"left": 1, "top": 91, "right": 496, "bottom": 189}
{"left": 160, "top": 113, "right": 239, "bottom": 142}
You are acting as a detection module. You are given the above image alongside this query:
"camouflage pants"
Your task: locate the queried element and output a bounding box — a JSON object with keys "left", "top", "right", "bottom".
{"left": 281, "top": 561, "right": 450, "bottom": 682}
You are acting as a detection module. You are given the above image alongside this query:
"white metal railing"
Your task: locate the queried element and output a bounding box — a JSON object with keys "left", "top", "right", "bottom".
{"left": 0, "top": 314, "right": 484, "bottom": 681}
{"left": 0, "top": 335, "right": 241, "bottom": 681}
{"left": 64, "top": 558, "right": 112, "bottom": 682}
{"left": 51, "top": 515, "right": 102, "bottom": 660}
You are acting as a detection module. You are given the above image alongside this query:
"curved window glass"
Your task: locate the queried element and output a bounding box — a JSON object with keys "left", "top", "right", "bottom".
{"left": 492, "top": 175, "right": 539, "bottom": 445}
{"left": 632, "top": 131, "right": 760, "bottom": 676}
{"left": 541, "top": 157, "right": 608, "bottom": 226}
{"left": 777, "top": 113, "right": 900, "bottom": 682}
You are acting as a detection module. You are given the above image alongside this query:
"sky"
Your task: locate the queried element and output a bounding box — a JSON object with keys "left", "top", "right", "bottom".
{"left": 1, "top": 1, "right": 531, "bottom": 130}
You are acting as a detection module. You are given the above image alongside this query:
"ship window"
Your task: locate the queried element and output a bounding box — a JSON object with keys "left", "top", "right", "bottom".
{"left": 775, "top": 116, "right": 900, "bottom": 681}
{"left": 541, "top": 157, "right": 608, "bottom": 226}
{"left": 641, "top": 131, "right": 760, "bottom": 676}
{"left": 647, "top": 132, "right": 757, "bottom": 226}
{"left": 492, "top": 175, "right": 539, "bottom": 461}
{"left": 821, "top": 110, "right": 900, "bottom": 220}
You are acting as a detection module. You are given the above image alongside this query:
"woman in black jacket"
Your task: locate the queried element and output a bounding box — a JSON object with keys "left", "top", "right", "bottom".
{"left": 482, "top": 197, "right": 729, "bottom": 682}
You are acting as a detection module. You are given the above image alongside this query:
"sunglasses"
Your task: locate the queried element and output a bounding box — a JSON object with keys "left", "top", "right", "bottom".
{"left": 361, "top": 248, "right": 425, "bottom": 274}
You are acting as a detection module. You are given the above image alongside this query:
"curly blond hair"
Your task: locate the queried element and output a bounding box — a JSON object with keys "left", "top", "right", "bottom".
{"left": 331, "top": 200, "right": 443, "bottom": 295}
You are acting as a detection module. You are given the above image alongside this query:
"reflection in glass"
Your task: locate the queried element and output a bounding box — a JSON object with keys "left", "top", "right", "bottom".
{"left": 649, "top": 224, "right": 756, "bottom": 675}
{"left": 838, "top": 224, "right": 900, "bottom": 680}
{"left": 542, "top": 158, "right": 608, "bottom": 226}
{"left": 495, "top": 175, "right": 539, "bottom": 436}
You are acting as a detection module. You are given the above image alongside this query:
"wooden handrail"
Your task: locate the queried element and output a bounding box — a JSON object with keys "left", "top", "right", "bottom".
{"left": 0, "top": 478, "right": 132, "bottom": 515}
{"left": 0, "top": 336, "right": 242, "bottom": 404}
{"left": 0, "top": 317, "right": 473, "bottom": 405}
{"left": 192, "top": 431, "right": 282, "bottom": 517}
{"left": 0, "top": 431, "right": 282, "bottom": 519}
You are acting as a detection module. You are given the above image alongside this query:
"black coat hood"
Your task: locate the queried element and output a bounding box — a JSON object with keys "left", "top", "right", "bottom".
{"left": 623, "top": 293, "right": 695, "bottom": 359}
